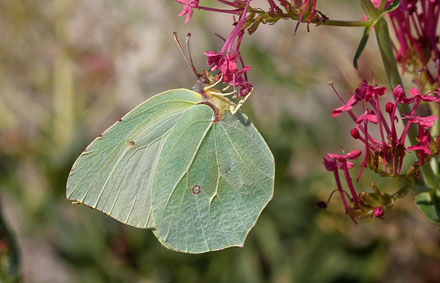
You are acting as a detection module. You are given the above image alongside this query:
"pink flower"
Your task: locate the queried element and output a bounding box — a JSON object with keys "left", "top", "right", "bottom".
{"left": 408, "top": 138, "right": 431, "bottom": 155}
{"left": 354, "top": 80, "right": 368, "bottom": 100}
{"left": 393, "top": 84, "right": 405, "bottom": 100}
{"left": 325, "top": 151, "right": 361, "bottom": 170}
{"left": 356, "top": 110, "right": 378, "bottom": 125}
{"left": 219, "top": 54, "right": 238, "bottom": 81}
{"left": 407, "top": 88, "right": 440, "bottom": 103}
{"left": 177, "top": 0, "right": 199, "bottom": 24}
{"left": 202, "top": 1, "right": 253, "bottom": 96}
{"left": 408, "top": 130, "right": 432, "bottom": 165}
{"left": 204, "top": 51, "right": 223, "bottom": 69}
{"left": 404, "top": 114, "right": 437, "bottom": 129}
{"left": 324, "top": 150, "right": 362, "bottom": 211}
{"left": 365, "top": 84, "right": 386, "bottom": 101}
{"left": 328, "top": 150, "right": 362, "bottom": 160}
{"left": 331, "top": 96, "right": 357, "bottom": 117}
{"left": 331, "top": 81, "right": 387, "bottom": 118}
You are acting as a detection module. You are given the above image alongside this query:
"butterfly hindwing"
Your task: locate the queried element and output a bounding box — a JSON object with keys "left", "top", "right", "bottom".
{"left": 151, "top": 108, "right": 274, "bottom": 253}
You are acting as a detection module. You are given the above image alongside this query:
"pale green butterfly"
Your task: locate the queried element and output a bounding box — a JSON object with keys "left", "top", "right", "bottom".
{"left": 66, "top": 33, "right": 274, "bottom": 253}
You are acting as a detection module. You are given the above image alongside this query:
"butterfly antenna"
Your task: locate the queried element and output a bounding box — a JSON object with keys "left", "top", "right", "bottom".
{"left": 185, "top": 33, "right": 199, "bottom": 78}
{"left": 173, "top": 31, "right": 200, "bottom": 79}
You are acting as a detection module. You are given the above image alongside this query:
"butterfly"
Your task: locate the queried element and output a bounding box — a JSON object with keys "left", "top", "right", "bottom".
{"left": 66, "top": 33, "right": 274, "bottom": 254}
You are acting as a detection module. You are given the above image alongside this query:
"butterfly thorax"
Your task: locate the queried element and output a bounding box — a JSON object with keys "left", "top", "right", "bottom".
{"left": 192, "top": 71, "right": 234, "bottom": 122}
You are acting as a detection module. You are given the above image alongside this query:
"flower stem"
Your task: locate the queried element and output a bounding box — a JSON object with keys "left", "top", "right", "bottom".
{"left": 318, "top": 19, "right": 371, "bottom": 27}
{"left": 247, "top": 7, "right": 370, "bottom": 28}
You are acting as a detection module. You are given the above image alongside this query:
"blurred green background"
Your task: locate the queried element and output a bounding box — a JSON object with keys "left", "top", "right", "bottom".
{"left": 1, "top": 0, "right": 440, "bottom": 282}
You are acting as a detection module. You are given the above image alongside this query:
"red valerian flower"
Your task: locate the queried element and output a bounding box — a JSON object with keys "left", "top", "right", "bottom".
{"left": 324, "top": 150, "right": 362, "bottom": 216}
{"left": 404, "top": 114, "right": 437, "bottom": 129}
{"left": 325, "top": 81, "right": 440, "bottom": 221}
{"left": 177, "top": 0, "right": 253, "bottom": 96}
{"left": 177, "top": 0, "right": 199, "bottom": 24}
{"left": 356, "top": 110, "right": 378, "bottom": 125}
{"left": 176, "top": 0, "right": 241, "bottom": 24}
{"left": 408, "top": 129, "right": 432, "bottom": 165}
{"left": 402, "top": 88, "right": 440, "bottom": 104}
{"left": 326, "top": 150, "right": 361, "bottom": 169}
{"left": 203, "top": 1, "right": 253, "bottom": 96}
{"left": 204, "top": 51, "right": 223, "bottom": 68}
{"left": 331, "top": 96, "right": 357, "bottom": 117}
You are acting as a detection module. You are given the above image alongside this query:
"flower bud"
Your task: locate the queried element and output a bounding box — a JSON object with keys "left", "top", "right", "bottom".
{"left": 374, "top": 206, "right": 384, "bottom": 218}
{"left": 350, "top": 128, "right": 360, "bottom": 139}
{"left": 385, "top": 102, "right": 394, "bottom": 114}
{"left": 393, "top": 85, "right": 405, "bottom": 100}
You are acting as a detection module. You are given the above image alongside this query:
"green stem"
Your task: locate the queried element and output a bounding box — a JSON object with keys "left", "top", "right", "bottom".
{"left": 374, "top": 19, "right": 408, "bottom": 111}
{"left": 0, "top": 196, "right": 20, "bottom": 283}
{"left": 429, "top": 99, "right": 440, "bottom": 138}
{"left": 429, "top": 102, "right": 440, "bottom": 175}
{"left": 248, "top": 7, "right": 370, "bottom": 28}
{"left": 318, "top": 20, "right": 370, "bottom": 27}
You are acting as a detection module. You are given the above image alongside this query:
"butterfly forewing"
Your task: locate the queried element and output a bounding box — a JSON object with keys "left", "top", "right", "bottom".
{"left": 66, "top": 89, "right": 202, "bottom": 228}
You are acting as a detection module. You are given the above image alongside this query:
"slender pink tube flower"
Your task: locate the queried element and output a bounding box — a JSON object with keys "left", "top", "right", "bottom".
{"left": 324, "top": 151, "right": 362, "bottom": 214}
{"left": 177, "top": 0, "right": 200, "bottom": 24}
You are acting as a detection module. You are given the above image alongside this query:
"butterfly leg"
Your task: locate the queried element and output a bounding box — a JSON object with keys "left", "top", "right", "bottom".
{"left": 230, "top": 90, "right": 252, "bottom": 115}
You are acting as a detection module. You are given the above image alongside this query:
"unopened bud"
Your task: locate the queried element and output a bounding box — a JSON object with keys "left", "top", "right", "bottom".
{"left": 374, "top": 206, "right": 384, "bottom": 218}
{"left": 385, "top": 102, "right": 394, "bottom": 114}
{"left": 351, "top": 128, "right": 360, "bottom": 139}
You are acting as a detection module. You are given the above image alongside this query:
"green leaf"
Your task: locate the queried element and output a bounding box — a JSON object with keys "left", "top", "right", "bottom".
{"left": 353, "top": 27, "right": 370, "bottom": 69}
{"left": 415, "top": 190, "right": 440, "bottom": 223}
{"left": 66, "top": 89, "right": 275, "bottom": 253}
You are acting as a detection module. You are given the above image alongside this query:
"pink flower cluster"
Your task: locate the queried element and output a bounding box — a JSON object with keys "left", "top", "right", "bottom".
{"left": 177, "top": 0, "right": 253, "bottom": 96}
{"left": 387, "top": 0, "right": 440, "bottom": 83}
{"left": 176, "top": 0, "right": 319, "bottom": 96}
{"left": 323, "top": 80, "right": 440, "bottom": 221}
